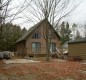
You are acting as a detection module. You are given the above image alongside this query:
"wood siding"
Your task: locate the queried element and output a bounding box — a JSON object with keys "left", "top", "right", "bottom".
{"left": 26, "top": 22, "right": 60, "bottom": 57}
{"left": 68, "top": 42, "right": 86, "bottom": 60}
{"left": 16, "top": 41, "right": 26, "bottom": 56}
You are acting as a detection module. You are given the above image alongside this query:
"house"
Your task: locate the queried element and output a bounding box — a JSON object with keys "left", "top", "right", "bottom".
{"left": 68, "top": 38, "right": 86, "bottom": 60}
{"left": 16, "top": 19, "right": 61, "bottom": 59}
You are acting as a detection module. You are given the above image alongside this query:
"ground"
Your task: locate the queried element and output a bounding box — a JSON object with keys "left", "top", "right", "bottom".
{"left": 0, "top": 60, "right": 86, "bottom": 80}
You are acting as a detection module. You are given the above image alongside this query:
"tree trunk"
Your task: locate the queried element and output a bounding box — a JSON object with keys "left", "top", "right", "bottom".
{"left": 46, "top": 39, "right": 50, "bottom": 61}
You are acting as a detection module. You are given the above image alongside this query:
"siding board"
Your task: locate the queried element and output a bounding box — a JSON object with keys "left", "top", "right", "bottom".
{"left": 68, "top": 43, "right": 86, "bottom": 60}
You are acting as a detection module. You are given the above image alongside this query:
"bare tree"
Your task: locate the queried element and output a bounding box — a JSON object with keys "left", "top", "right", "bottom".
{"left": 72, "top": 23, "right": 78, "bottom": 40}
{"left": 22, "top": 0, "right": 81, "bottom": 61}
{"left": 0, "top": 0, "right": 33, "bottom": 24}
{"left": 84, "top": 25, "right": 86, "bottom": 37}
{"left": 25, "top": 0, "right": 81, "bottom": 61}
{"left": 24, "top": 0, "right": 81, "bottom": 27}
{"left": 0, "top": 0, "right": 32, "bottom": 51}
{"left": 75, "top": 30, "right": 82, "bottom": 40}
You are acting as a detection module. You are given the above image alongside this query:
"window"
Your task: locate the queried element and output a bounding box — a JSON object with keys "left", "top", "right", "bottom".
{"left": 32, "top": 32, "right": 41, "bottom": 39}
{"left": 50, "top": 43, "right": 56, "bottom": 52}
{"left": 32, "top": 42, "right": 41, "bottom": 52}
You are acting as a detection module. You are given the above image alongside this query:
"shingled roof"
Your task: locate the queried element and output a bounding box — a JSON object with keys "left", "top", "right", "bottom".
{"left": 16, "top": 19, "right": 60, "bottom": 43}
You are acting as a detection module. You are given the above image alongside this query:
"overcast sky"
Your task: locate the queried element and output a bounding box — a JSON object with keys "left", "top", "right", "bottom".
{"left": 66, "top": 0, "right": 86, "bottom": 25}
{"left": 8, "top": 0, "right": 86, "bottom": 29}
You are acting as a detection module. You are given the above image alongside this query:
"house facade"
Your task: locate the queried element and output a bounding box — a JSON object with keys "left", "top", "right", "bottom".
{"left": 68, "top": 38, "right": 86, "bottom": 60}
{"left": 16, "top": 19, "right": 61, "bottom": 58}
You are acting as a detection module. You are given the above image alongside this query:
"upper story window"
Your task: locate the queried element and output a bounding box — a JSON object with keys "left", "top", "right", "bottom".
{"left": 32, "top": 32, "right": 41, "bottom": 39}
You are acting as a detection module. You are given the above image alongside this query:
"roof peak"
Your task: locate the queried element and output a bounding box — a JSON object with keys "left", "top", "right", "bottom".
{"left": 16, "top": 19, "right": 60, "bottom": 43}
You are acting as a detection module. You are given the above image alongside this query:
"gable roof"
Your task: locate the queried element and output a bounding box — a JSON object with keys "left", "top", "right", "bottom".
{"left": 68, "top": 38, "right": 86, "bottom": 44}
{"left": 16, "top": 19, "right": 60, "bottom": 43}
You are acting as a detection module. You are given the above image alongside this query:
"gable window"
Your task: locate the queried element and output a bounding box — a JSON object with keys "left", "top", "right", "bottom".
{"left": 32, "top": 42, "right": 41, "bottom": 52}
{"left": 32, "top": 32, "right": 41, "bottom": 39}
{"left": 50, "top": 43, "right": 56, "bottom": 52}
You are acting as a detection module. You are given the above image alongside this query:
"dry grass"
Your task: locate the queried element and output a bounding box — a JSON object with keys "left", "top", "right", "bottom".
{"left": 0, "top": 60, "right": 86, "bottom": 80}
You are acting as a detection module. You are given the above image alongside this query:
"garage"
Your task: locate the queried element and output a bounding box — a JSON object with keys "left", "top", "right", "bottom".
{"left": 68, "top": 38, "right": 86, "bottom": 60}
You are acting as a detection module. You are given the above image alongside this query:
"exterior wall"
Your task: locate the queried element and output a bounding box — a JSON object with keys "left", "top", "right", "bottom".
{"left": 68, "top": 42, "right": 86, "bottom": 60}
{"left": 16, "top": 41, "right": 26, "bottom": 56}
{"left": 26, "top": 22, "right": 60, "bottom": 57}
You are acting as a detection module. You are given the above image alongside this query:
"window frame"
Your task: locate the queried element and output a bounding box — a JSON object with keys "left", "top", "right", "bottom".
{"left": 32, "top": 42, "right": 41, "bottom": 52}
{"left": 50, "top": 43, "right": 56, "bottom": 52}
{"left": 32, "top": 32, "right": 41, "bottom": 39}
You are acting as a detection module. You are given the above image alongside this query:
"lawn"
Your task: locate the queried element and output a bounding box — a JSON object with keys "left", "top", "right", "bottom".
{"left": 0, "top": 60, "right": 86, "bottom": 80}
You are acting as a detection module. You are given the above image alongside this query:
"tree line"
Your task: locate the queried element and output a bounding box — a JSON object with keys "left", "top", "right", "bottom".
{"left": 0, "top": 23, "right": 27, "bottom": 51}
{"left": 59, "top": 21, "right": 86, "bottom": 45}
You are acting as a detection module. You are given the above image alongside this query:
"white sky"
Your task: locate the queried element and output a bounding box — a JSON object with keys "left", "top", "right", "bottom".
{"left": 66, "top": 0, "right": 86, "bottom": 25}
{"left": 6, "top": 0, "right": 86, "bottom": 29}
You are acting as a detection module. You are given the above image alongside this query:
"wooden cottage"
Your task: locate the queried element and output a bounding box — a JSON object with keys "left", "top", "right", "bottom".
{"left": 16, "top": 19, "right": 61, "bottom": 59}
{"left": 68, "top": 38, "right": 86, "bottom": 60}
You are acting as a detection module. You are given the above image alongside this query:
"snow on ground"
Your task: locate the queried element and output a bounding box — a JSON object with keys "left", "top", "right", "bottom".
{"left": 3, "top": 59, "right": 41, "bottom": 64}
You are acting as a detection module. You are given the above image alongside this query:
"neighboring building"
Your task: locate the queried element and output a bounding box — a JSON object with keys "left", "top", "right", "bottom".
{"left": 68, "top": 38, "right": 86, "bottom": 60}
{"left": 16, "top": 19, "right": 61, "bottom": 58}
